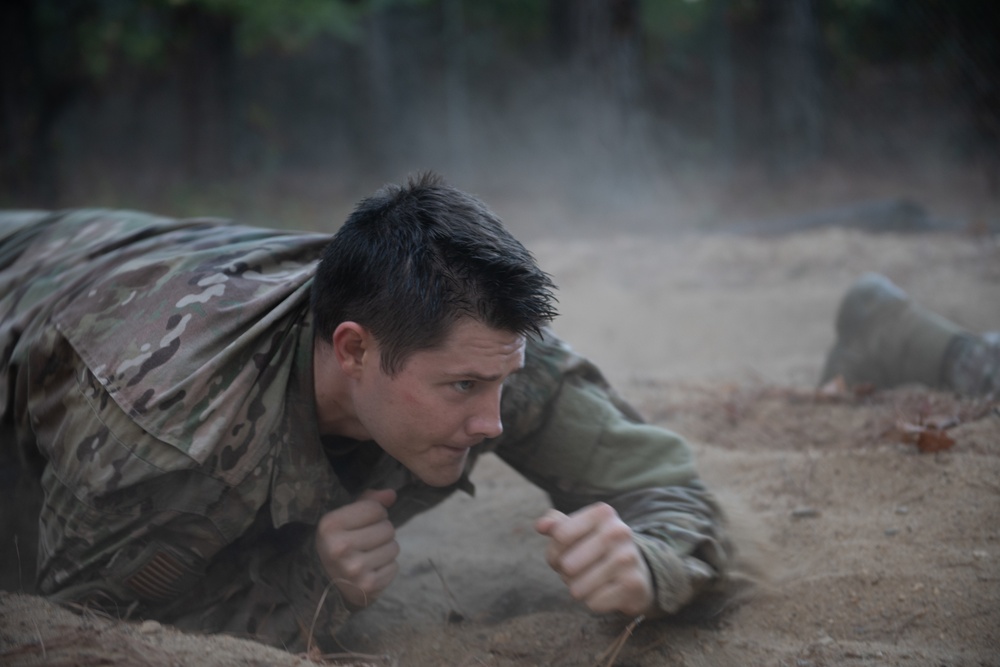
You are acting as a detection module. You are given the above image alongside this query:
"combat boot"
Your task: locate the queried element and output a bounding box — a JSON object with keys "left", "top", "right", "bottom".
{"left": 944, "top": 331, "right": 1000, "bottom": 396}
{"left": 820, "top": 273, "right": 964, "bottom": 390}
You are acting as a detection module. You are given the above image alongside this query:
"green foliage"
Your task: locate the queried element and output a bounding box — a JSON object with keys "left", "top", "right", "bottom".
{"left": 462, "top": 0, "right": 549, "bottom": 44}
{"left": 40, "top": 0, "right": 423, "bottom": 81}
{"left": 188, "top": 0, "right": 372, "bottom": 51}
{"left": 642, "top": 0, "right": 713, "bottom": 45}
{"left": 74, "top": 1, "right": 170, "bottom": 78}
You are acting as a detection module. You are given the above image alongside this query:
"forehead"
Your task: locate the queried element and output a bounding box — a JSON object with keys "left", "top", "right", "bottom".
{"left": 409, "top": 319, "right": 525, "bottom": 370}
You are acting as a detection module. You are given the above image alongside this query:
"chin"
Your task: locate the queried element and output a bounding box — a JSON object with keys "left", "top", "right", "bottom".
{"left": 422, "top": 472, "right": 463, "bottom": 488}
{"left": 416, "top": 466, "right": 465, "bottom": 488}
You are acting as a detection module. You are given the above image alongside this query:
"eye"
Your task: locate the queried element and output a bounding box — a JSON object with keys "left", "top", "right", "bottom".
{"left": 453, "top": 380, "right": 476, "bottom": 394}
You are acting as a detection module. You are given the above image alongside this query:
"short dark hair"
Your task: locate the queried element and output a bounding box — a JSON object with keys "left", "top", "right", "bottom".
{"left": 311, "top": 172, "right": 558, "bottom": 374}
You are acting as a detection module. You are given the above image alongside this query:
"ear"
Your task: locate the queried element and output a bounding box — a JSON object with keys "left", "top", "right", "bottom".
{"left": 332, "top": 322, "right": 374, "bottom": 379}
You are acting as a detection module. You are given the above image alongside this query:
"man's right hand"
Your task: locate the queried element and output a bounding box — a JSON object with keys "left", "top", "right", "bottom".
{"left": 315, "top": 488, "right": 399, "bottom": 609}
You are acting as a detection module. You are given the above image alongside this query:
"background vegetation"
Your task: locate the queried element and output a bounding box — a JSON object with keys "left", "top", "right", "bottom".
{"left": 2, "top": 0, "right": 997, "bottom": 233}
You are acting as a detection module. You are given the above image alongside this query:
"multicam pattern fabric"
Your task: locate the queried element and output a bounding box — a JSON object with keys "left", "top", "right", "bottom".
{"left": 1, "top": 209, "right": 729, "bottom": 650}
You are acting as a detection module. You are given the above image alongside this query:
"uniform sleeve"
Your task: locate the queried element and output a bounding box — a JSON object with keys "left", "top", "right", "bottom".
{"left": 494, "top": 330, "right": 730, "bottom": 614}
{"left": 23, "top": 331, "right": 348, "bottom": 650}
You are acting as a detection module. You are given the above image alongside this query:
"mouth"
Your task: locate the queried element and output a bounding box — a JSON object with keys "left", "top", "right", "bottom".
{"left": 444, "top": 438, "right": 482, "bottom": 452}
{"left": 437, "top": 442, "right": 478, "bottom": 458}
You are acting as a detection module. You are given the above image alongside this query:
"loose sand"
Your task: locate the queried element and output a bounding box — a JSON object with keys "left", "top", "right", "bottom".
{"left": 2, "top": 222, "right": 998, "bottom": 666}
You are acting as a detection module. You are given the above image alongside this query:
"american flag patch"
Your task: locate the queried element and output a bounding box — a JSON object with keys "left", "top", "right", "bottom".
{"left": 124, "top": 549, "right": 193, "bottom": 602}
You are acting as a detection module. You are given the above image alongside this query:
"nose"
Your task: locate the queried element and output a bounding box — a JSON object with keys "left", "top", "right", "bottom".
{"left": 466, "top": 388, "right": 503, "bottom": 440}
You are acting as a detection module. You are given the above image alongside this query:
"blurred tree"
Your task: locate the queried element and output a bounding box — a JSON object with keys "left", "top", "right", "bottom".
{"left": 0, "top": 0, "right": 91, "bottom": 204}
{"left": 547, "top": 0, "right": 642, "bottom": 110}
{"left": 2, "top": 0, "right": 997, "bottom": 208}
{"left": 174, "top": 4, "right": 235, "bottom": 184}
{"left": 822, "top": 0, "right": 999, "bottom": 187}
{"left": 761, "top": 0, "right": 824, "bottom": 178}
{"left": 0, "top": 0, "right": 376, "bottom": 205}
{"left": 711, "top": 0, "right": 735, "bottom": 180}
{"left": 443, "top": 0, "right": 470, "bottom": 170}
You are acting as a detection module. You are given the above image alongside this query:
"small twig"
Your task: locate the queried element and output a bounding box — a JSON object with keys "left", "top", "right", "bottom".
{"left": 62, "top": 599, "right": 117, "bottom": 622}
{"left": 306, "top": 583, "right": 334, "bottom": 657}
{"left": 302, "top": 584, "right": 391, "bottom": 665}
{"left": 593, "top": 615, "right": 644, "bottom": 667}
{"left": 32, "top": 617, "right": 46, "bottom": 661}
{"left": 14, "top": 534, "right": 23, "bottom": 592}
{"left": 428, "top": 559, "right": 468, "bottom": 620}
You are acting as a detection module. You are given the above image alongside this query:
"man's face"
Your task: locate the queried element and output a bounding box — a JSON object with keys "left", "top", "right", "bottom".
{"left": 353, "top": 318, "right": 526, "bottom": 487}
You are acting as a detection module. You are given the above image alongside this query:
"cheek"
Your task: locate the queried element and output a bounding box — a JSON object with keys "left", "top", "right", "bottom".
{"left": 395, "top": 386, "right": 463, "bottom": 432}
{"left": 392, "top": 383, "right": 429, "bottom": 418}
{"left": 382, "top": 382, "right": 433, "bottom": 426}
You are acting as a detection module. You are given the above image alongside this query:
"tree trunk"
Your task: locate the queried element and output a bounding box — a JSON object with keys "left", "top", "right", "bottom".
{"left": 549, "top": 0, "right": 641, "bottom": 102}
{"left": 0, "top": 0, "right": 82, "bottom": 206}
{"left": 175, "top": 6, "right": 236, "bottom": 186}
{"left": 712, "top": 0, "right": 735, "bottom": 182}
{"left": 363, "top": 8, "right": 404, "bottom": 174}
{"left": 763, "top": 0, "right": 824, "bottom": 178}
{"left": 546, "top": 0, "right": 643, "bottom": 142}
{"left": 443, "top": 0, "right": 470, "bottom": 172}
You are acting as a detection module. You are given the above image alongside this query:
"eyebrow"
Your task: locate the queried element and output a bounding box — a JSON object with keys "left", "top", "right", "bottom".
{"left": 444, "top": 367, "right": 523, "bottom": 383}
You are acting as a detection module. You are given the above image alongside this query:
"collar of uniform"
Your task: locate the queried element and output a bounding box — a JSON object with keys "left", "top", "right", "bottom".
{"left": 269, "top": 313, "right": 353, "bottom": 528}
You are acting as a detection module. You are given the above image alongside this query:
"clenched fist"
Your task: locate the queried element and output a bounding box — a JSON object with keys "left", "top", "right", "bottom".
{"left": 536, "top": 502, "right": 655, "bottom": 617}
{"left": 315, "top": 489, "right": 400, "bottom": 609}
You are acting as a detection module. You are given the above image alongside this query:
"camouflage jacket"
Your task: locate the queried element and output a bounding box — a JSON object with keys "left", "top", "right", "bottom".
{"left": 1, "top": 209, "right": 728, "bottom": 650}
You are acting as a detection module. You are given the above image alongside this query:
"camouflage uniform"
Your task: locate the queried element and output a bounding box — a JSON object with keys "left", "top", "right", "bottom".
{"left": 1, "top": 209, "right": 728, "bottom": 650}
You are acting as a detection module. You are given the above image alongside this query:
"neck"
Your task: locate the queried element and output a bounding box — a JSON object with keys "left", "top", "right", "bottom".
{"left": 312, "top": 338, "right": 369, "bottom": 440}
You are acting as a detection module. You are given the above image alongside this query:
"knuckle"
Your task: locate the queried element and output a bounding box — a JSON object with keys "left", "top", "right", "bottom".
{"left": 379, "top": 521, "right": 397, "bottom": 540}
{"left": 592, "top": 502, "right": 615, "bottom": 519}
{"left": 317, "top": 512, "right": 340, "bottom": 534}
{"left": 326, "top": 538, "right": 352, "bottom": 561}
{"left": 341, "top": 558, "right": 365, "bottom": 580}
{"left": 611, "top": 546, "right": 638, "bottom": 569}
{"left": 356, "top": 572, "right": 378, "bottom": 592}
{"left": 605, "top": 521, "right": 632, "bottom": 541}
{"left": 625, "top": 577, "right": 647, "bottom": 597}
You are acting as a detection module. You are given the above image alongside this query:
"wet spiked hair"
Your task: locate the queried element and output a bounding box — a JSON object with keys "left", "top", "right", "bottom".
{"left": 311, "top": 172, "right": 558, "bottom": 374}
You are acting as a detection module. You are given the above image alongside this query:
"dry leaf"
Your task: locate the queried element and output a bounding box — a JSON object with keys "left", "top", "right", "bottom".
{"left": 817, "top": 375, "right": 848, "bottom": 399}
{"left": 891, "top": 419, "right": 956, "bottom": 453}
{"left": 914, "top": 427, "right": 956, "bottom": 453}
{"left": 815, "top": 375, "right": 876, "bottom": 401}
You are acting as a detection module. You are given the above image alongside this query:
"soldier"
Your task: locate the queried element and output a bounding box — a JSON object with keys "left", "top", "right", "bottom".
{"left": 821, "top": 272, "right": 999, "bottom": 396}
{"left": 0, "top": 173, "right": 728, "bottom": 649}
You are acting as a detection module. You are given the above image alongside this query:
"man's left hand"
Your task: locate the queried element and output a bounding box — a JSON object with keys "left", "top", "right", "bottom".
{"left": 535, "top": 502, "right": 655, "bottom": 617}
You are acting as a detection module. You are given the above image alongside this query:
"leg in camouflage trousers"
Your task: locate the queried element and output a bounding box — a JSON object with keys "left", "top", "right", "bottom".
{"left": 821, "top": 272, "right": 999, "bottom": 396}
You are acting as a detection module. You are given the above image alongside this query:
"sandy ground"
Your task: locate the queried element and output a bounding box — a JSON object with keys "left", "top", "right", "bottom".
{"left": 2, "top": 221, "right": 999, "bottom": 666}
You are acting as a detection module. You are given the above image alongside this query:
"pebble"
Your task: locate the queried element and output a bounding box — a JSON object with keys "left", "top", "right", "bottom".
{"left": 895, "top": 506, "right": 909, "bottom": 515}
{"left": 139, "top": 620, "right": 162, "bottom": 634}
{"left": 791, "top": 507, "right": 820, "bottom": 519}
{"left": 884, "top": 528, "right": 900, "bottom": 537}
